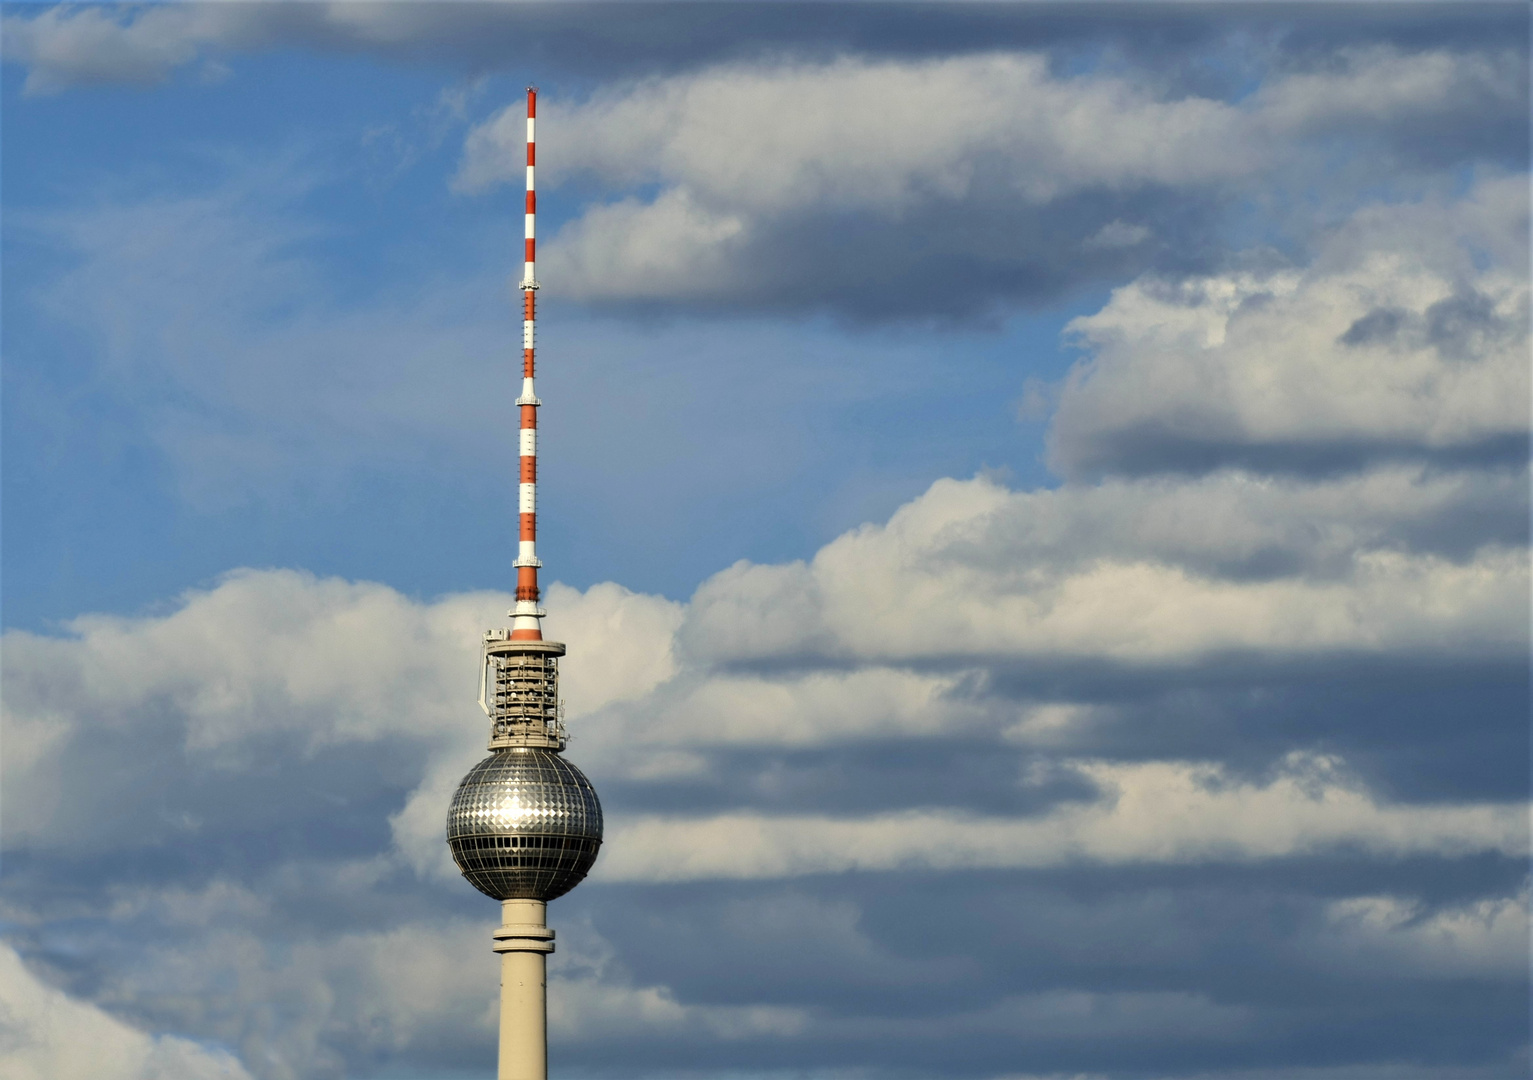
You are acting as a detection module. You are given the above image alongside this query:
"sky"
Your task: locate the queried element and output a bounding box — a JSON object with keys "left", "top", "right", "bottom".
{"left": 0, "top": 3, "right": 1528, "bottom": 1080}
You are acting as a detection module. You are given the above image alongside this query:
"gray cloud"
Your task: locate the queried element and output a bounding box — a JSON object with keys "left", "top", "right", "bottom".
{"left": 674, "top": 475, "right": 1525, "bottom": 672}
{"left": 1048, "top": 176, "right": 1529, "bottom": 478}
{"left": 581, "top": 869, "right": 1528, "bottom": 1076}
{"left": 5, "top": 3, "right": 1526, "bottom": 97}
{"left": 0, "top": 942, "right": 254, "bottom": 1080}
{"left": 452, "top": 47, "right": 1524, "bottom": 319}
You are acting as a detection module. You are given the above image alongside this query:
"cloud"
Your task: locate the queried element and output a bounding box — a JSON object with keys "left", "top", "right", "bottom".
{"left": 3, "top": 569, "right": 480, "bottom": 852}
{"left": 65, "top": 913, "right": 503, "bottom": 1080}
{"left": 1085, "top": 220, "right": 1152, "bottom": 250}
{"left": 456, "top": 48, "right": 1523, "bottom": 317}
{"left": 594, "top": 753, "right": 1525, "bottom": 883}
{"left": 8, "top": 458, "right": 1524, "bottom": 872}
{"left": 1255, "top": 45, "right": 1526, "bottom": 164}
{"left": 7, "top": 452, "right": 1523, "bottom": 839}
{"left": 870, "top": 988, "right": 1256, "bottom": 1042}
{"left": 0, "top": 5, "right": 239, "bottom": 93}
{"left": 1316, "top": 887, "right": 1530, "bottom": 978}
{"left": 3, "top": 520, "right": 1524, "bottom": 1077}
{"left": 4, "top": 2, "right": 1528, "bottom": 103}
{"left": 678, "top": 469, "right": 1526, "bottom": 669}
{"left": 11, "top": 16, "right": 1517, "bottom": 326}
{"left": 549, "top": 918, "right": 807, "bottom": 1042}
{"left": 1049, "top": 177, "right": 1530, "bottom": 478}
{"left": 464, "top": 53, "right": 1256, "bottom": 201}
{"left": 466, "top": 51, "right": 1244, "bottom": 315}
{"left": 598, "top": 666, "right": 999, "bottom": 752}
{"left": 0, "top": 942, "right": 253, "bottom": 1080}
{"left": 1, "top": 570, "right": 678, "bottom": 856}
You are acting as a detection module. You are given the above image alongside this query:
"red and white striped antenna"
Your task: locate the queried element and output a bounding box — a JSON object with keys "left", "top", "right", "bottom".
{"left": 511, "top": 85, "right": 544, "bottom": 641}
{"left": 477, "top": 85, "right": 562, "bottom": 741}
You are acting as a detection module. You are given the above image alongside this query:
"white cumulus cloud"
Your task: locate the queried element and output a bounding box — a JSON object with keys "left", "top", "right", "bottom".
{"left": 457, "top": 49, "right": 1522, "bottom": 310}
{"left": 1050, "top": 176, "right": 1529, "bottom": 476}
{"left": 680, "top": 469, "right": 1526, "bottom": 668}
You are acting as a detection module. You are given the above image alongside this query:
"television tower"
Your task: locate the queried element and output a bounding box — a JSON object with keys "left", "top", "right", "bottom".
{"left": 447, "top": 87, "right": 603, "bottom": 1080}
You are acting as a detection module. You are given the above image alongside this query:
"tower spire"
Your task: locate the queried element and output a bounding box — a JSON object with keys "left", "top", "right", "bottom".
{"left": 451, "top": 85, "right": 604, "bottom": 1080}
{"left": 511, "top": 86, "right": 544, "bottom": 641}
{"left": 476, "top": 86, "right": 563, "bottom": 749}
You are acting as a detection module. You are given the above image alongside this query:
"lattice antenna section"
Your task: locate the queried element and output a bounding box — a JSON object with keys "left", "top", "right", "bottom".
{"left": 479, "top": 633, "right": 566, "bottom": 749}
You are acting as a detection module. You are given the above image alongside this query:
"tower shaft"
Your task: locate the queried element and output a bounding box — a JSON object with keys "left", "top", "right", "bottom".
{"left": 494, "top": 899, "right": 553, "bottom": 1080}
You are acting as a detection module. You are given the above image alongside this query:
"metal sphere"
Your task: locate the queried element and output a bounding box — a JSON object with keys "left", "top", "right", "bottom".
{"left": 446, "top": 747, "right": 603, "bottom": 901}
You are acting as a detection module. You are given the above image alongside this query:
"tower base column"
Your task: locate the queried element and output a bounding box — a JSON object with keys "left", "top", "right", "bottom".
{"left": 493, "top": 899, "right": 555, "bottom": 1080}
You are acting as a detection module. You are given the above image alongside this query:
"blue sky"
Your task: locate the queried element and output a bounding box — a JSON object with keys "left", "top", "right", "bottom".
{"left": 2, "top": 35, "right": 1091, "bottom": 627}
{"left": 1, "top": 5, "right": 1528, "bottom": 1080}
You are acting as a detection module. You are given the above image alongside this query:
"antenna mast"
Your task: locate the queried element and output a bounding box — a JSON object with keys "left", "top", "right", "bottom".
{"left": 474, "top": 86, "right": 564, "bottom": 749}
{"left": 512, "top": 86, "right": 543, "bottom": 641}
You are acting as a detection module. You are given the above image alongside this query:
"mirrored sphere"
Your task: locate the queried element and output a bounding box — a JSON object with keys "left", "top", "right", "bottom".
{"left": 446, "top": 747, "right": 603, "bottom": 901}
